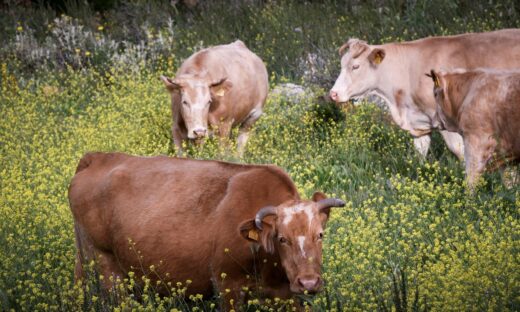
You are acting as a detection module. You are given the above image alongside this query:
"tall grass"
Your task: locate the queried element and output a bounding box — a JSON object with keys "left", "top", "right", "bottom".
{"left": 1, "top": 0, "right": 519, "bottom": 83}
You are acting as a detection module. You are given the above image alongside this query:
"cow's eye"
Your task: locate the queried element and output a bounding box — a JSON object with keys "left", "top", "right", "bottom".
{"left": 182, "top": 100, "right": 188, "bottom": 106}
{"left": 279, "top": 237, "right": 287, "bottom": 244}
{"left": 318, "top": 232, "right": 324, "bottom": 240}
{"left": 352, "top": 64, "right": 360, "bottom": 70}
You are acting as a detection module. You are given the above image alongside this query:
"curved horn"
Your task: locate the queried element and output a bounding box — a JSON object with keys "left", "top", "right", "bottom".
{"left": 317, "top": 198, "right": 346, "bottom": 211}
{"left": 254, "top": 206, "right": 277, "bottom": 230}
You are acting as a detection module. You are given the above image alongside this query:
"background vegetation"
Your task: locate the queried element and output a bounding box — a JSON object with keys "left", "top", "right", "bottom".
{"left": 1, "top": 0, "right": 519, "bottom": 311}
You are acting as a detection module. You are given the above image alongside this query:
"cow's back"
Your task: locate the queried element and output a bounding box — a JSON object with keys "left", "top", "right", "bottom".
{"left": 178, "top": 40, "right": 268, "bottom": 90}
{"left": 389, "top": 29, "right": 520, "bottom": 116}
{"left": 415, "top": 29, "right": 520, "bottom": 69}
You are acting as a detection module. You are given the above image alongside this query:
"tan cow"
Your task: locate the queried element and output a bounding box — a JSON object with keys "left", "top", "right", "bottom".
{"left": 69, "top": 152, "right": 345, "bottom": 310}
{"left": 329, "top": 29, "right": 520, "bottom": 159}
{"left": 161, "top": 40, "right": 268, "bottom": 155}
{"left": 429, "top": 68, "right": 520, "bottom": 188}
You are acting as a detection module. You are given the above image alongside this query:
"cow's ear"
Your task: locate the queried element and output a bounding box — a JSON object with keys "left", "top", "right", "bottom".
{"left": 239, "top": 219, "right": 275, "bottom": 254}
{"left": 312, "top": 192, "right": 330, "bottom": 223}
{"left": 210, "top": 78, "right": 233, "bottom": 98}
{"left": 312, "top": 191, "right": 327, "bottom": 202}
{"left": 340, "top": 38, "right": 368, "bottom": 58}
{"left": 428, "top": 70, "right": 442, "bottom": 88}
{"left": 338, "top": 41, "right": 352, "bottom": 56}
{"left": 313, "top": 192, "right": 346, "bottom": 226}
{"left": 368, "top": 48, "right": 385, "bottom": 66}
{"left": 160, "top": 76, "right": 182, "bottom": 92}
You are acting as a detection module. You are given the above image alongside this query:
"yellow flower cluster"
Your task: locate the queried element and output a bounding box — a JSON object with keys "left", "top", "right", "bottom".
{"left": 0, "top": 59, "right": 518, "bottom": 311}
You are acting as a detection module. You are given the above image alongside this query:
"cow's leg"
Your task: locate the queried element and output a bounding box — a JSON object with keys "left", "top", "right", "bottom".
{"left": 464, "top": 134, "right": 495, "bottom": 189}
{"left": 440, "top": 130, "right": 464, "bottom": 161}
{"left": 172, "top": 125, "right": 185, "bottom": 156}
{"left": 74, "top": 223, "right": 125, "bottom": 293}
{"left": 237, "top": 108, "right": 263, "bottom": 156}
{"left": 215, "top": 121, "right": 234, "bottom": 152}
{"left": 96, "top": 250, "right": 125, "bottom": 291}
{"left": 413, "top": 135, "right": 431, "bottom": 158}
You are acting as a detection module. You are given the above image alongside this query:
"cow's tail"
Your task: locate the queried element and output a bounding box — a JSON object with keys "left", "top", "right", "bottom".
{"left": 74, "top": 222, "right": 85, "bottom": 274}
{"left": 75, "top": 222, "right": 88, "bottom": 258}
{"left": 73, "top": 221, "right": 96, "bottom": 283}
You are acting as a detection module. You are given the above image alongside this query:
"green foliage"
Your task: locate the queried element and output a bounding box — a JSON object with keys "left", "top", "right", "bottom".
{"left": 1, "top": 0, "right": 519, "bottom": 83}
{"left": 1, "top": 60, "right": 519, "bottom": 311}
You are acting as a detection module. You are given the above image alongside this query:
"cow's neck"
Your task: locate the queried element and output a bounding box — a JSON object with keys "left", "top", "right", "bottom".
{"left": 250, "top": 248, "right": 288, "bottom": 288}
{"left": 370, "top": 83, "right": 414, "bottom": 131}
{"left": 260, "top": 260, "right": 291, "bottom": 294}
{"left": 370, "top": 45, "right": 434, "bottom": 135}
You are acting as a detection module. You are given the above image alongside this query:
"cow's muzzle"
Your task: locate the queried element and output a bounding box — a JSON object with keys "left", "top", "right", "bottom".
{"left": 329, "top": 90, "right": 339, "bottom": 102}
{"left": 295, "top": 275, "right": 322, "bottom": 294}
{"left": 192, "top": 128, "right": 207, "bottom": 138}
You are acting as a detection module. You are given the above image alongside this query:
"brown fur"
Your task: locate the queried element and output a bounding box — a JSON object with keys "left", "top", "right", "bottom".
{"left": 69, "top": 152, "right": 341, "bottom": 309}
{"left": 431, "top": 69, "right": 520, "bottom": 187}
{"left": 394, "top": 89, "right": 405, "bottom": 109}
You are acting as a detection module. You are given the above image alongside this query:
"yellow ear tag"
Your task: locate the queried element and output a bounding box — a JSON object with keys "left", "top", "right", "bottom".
{"left": 374, "top": 55, "right": 382, "bottom": 64}
{"left": 248, "top": 229, "right": 259, "bottom": 241}
{"left": 214, "top": 88, "right": 226, "bottom": 97}
{"left": 434, "top": 76, "right": 440, "bottom": 88}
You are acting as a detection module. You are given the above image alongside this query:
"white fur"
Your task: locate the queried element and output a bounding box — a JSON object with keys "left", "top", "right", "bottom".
{"left": 283, "top": 204, "right": 314, "bottom": 226}
{"left": 297, "top": 236, "right": 307, "bottom": 258}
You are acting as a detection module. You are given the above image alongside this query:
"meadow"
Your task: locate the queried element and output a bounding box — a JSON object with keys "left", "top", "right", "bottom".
{"left": 1, "top": 0, "right": 519, "bottom": 311}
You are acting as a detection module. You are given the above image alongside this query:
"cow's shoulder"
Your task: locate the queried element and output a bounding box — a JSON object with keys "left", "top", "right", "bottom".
{"left": 228, "top": 163, "right": 299, "bottom": 198}
{"left": 441, "top": 70, "right": 481, "bottom": 105}
{"left": 262, "top": 164, "right": 298, "bottom": 192}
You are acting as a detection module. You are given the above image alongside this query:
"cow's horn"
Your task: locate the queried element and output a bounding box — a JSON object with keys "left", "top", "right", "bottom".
{"left": 317, "top": 198, "right": 346, "bottom": 211}
{"left": 255, "top": 206, "right": 277, "bottom": 230}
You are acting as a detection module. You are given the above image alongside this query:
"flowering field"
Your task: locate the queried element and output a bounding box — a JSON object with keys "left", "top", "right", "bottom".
{"left": 1, "top": 1, "right": 520, "bottom": 311}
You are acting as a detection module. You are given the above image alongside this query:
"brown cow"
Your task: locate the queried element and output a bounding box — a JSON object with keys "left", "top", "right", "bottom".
{"left": 429, "top": 68, "right": 520, "bottom": 188}
{"left": 161, "top": 40, "right": 268, "bottom": 155}
{"left": 329, "top": 29, "right": 520, "bottom": 159}
{"left": 69, "top": 152, "right": 345, "bottom": 310}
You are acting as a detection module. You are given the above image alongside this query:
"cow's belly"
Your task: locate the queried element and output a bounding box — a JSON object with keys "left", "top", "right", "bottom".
{"left": 209, "top": 100, "right": 259, "bottom": 127}
{"left": 111, "top": 231, "right": 217, "bottom": 293}
{"left": 106, "top": 200, "right": 221, "bottom": 291}
{"left": 378, "top": 92, "right": 433, "bottom": 136}
{"left": 403, "top": 109, "right": 433, "bottom": 137}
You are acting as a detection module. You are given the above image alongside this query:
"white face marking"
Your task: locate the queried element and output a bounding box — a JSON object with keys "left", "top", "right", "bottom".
{"left": 297, "top": 236, "right": 307, "bottom": 258}
{"left": 188, "top": 83, "right": 211, "bottom": 106}
{"left": 282, "top": 203, "right": 314, "bottom": 227}
{"left": 181, "top": 81, "right": 212, "bottom": 138}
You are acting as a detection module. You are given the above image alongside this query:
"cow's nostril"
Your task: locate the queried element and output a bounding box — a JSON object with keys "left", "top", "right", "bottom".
{"left": 193, "top": 128, "right": 207, "bottom": 138}
{"left": 298, "top": 277, "right": 321, "bottom": 292}
{"left": 329, "top": 90, "right": 338, "bottom": 101}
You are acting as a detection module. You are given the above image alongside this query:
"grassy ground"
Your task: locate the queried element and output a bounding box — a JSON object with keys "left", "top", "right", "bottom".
{"left": 1, "top": 1, "right": 519, "bottom": 311}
